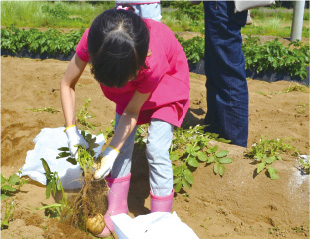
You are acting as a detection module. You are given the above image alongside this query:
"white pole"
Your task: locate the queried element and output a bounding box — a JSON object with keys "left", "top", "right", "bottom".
{"left": 290, "top": 0, "right": 306, "bottom": 41}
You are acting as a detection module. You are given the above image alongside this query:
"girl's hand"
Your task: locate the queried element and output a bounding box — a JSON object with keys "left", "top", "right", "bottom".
{"left": 65, "top": 125, "right": 89, "bottom": 159}
{"left": 94, "top": 146, "right": 119, "bottom": 179}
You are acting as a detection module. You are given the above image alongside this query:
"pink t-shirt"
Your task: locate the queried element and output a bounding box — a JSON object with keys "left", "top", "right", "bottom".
{"left": 76, "top": 19, "right": 190, "bottom": 127}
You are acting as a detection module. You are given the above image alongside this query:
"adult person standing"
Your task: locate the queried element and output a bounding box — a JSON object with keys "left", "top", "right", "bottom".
{"left": 115, "top": 0, "right": 162, "bottom": 21}
{"left": 191, "top": 1, "right": 249, "bottom": 147}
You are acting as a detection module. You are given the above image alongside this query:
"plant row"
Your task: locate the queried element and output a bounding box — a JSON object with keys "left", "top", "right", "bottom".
{"left": 1, "top": 26, "right": 309, "bottom": 79}
{"left": 1, "top": 26, "right": 84, "bottom": 56}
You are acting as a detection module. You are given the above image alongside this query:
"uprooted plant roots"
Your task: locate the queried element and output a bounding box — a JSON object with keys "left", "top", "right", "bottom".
{"left": 58, "top": 134, "right": 110, "bottom": 235}
{"left": 64, "top": 173, "right": 109, "bottom": 234}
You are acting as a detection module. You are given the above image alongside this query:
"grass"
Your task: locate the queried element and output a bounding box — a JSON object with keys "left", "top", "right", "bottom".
{"left": 2, "top": 2, "right": 309, "bottom": 39}
{"left": 250, "top": 7, "right": 310, "bottom": 21}
{"left": 242, "top": 18, "right": 310, "bottom": 38}
{"left": 1, "top": 1, "right": 113, "bottom": 28}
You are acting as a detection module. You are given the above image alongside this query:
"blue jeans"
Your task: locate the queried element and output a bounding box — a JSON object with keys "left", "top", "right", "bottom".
{"left": 203, "top": 1, "right": 249, "bottom": 147}
{"left": 111, "top": 114, "right": 174, "bottom": 196}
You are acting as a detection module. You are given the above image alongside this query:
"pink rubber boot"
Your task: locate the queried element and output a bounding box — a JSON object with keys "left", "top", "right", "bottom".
{"left": 150, "top": 189, "right": 175, "bottom": 213}
{"left": 96, "top": 173, "right": 131, "bottom": 237}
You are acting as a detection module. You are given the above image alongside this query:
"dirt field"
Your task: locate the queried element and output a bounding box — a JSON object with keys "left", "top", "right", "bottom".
{"left": 1, "top": 56, "right": 309, "bottom": 238}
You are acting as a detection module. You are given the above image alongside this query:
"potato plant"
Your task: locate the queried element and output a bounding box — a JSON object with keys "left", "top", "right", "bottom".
{"left": 170, "top": 125, "right": 233, "bottom": 193}
{"left": 40, "top": 158, "right": 69, "bottom": 218}
{"left": 76, "top": 98, "right": 101, "bottom": 131}
{"left": 1, "top": 172, "right": 28, "bottom": 200}
{"left": 2, "top": 26, "right": 309, "bottom": 80}
{"left": 245, "top": 136, "right": 298, "bottom": 179}
{"left": 55, "top": 131, "right": 108, "bottom": 234}
{"left": 1, "top": 172, "right": 27, "bottom": 229}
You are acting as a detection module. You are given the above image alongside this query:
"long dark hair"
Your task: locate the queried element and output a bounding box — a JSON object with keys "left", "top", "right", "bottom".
{"left": 88, "top": 5, "right": 149, "bottom": 88}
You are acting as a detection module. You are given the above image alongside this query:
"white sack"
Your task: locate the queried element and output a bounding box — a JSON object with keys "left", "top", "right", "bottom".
{"left": 20, "top": 127, "right": 105, "bottom": 189}
{"left": 111, "top": 212, "right": 199, "bottom": 239}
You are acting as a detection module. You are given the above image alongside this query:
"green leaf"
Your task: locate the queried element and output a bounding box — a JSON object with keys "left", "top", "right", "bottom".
{"left": 51, "top": 178, "right": 57, "bottom": 196}
{"left": 173, "top": 177, "right": 180, "bottom": 184}
{"left": 186, "top": 145, "right": 194, "bottom": 153}
{"left": 56, "top": 152, "right": 72, "bottom": 159}
{"left": 215, "top": 150, "right": 229, "bottom": 158}
{"left": 1, "top": 185, "right": 16, "bottom": 192}
{"left": 211, "top": 145, "right": 218, "bottom": 153}
{"left": 174, "top": 181, "right": 182, "bottom": 193}
{"left": 46, "top": 183, "right": 52, "bottom": 199}
{"left": 66, "top": 157, "right": 77, "bottom": 165}
{"left": 218, "top": 164, "right": 226, "bottom": 176}
{"left": 58, "top": 147, "right": 69, "bottom": 151}
{"left": 170, "top": 153, "right": 179, "bottom": 162}
{"left": 257, "top": 162, "right": 266, "bottom": 174}
{"left": 1, "top": 194, "right": 9, "bottom": 200}
{"left": 268, "top": 167, "right": 279, "bottom": 180}
{"left": 187, "top": 157, "right": 199, "bottom": 167}
{"left": 207, "top": 155, "right": 215, "bottom": 163}
{"left": 266, "top": 156, "right": 276, "bottom": 164}
{"left": 213, "top": 162, "right": 220, "bottom": 175}
{"left": 41, "top": 158, "right": 51, "bottom": 174}
{"left": 1, "top": 174, "right": 7, "bottom": 185}
{"left": 183, "top": 169, "right": 193, "bottom": 185}
{"left": 197, "top": 151, "right": 207, "bottom": 162}
{"left": 218, "top": 158, "right": 234, "bottom": 164}
{"left": 8, "top": 174, "right": 20, "bottom": 186}
{"left": 182, "top": 178, "right": 191, "bottom": 189}
{"left": 173, "top": 166, "right": 183, "bottom": 176}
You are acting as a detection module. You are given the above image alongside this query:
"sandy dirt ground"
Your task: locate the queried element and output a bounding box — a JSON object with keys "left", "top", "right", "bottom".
{"left": 1, "top": 56, "right": 309, "bottom": 238}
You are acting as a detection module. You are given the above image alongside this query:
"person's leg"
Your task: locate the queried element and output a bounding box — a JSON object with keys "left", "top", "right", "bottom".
{"left": 203, "top": 1, "right": 249, "bottom": 147}
{"left": 111, "top": 113, "right": 138, "bottom": 178}
{"left": 246, "top": 10, "right": 253, "bottom": 25}
{"left": 132, "top": 3, "right": 162, "bottom": 22}
{"left": 145, "top": 119, "right": 174, "bottom": 212}
{"left": 97, "top": 113, "right": 138, "bottom": 237}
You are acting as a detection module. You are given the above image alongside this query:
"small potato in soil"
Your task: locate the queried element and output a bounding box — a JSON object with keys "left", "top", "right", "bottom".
{"left": 86, "top": 213, "right": 105, "bottom": 235}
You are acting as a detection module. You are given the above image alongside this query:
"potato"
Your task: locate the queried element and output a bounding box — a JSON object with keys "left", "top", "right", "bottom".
{"left": 86, "top": 213, "right": 105, "bottom": 235}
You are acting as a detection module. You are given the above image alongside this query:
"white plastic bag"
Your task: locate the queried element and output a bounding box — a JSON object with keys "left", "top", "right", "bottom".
{"left": 234, "top": 0, "right": 276, "bottom": 13}
{"left": 111, "top": 212, "right": 199, "bottom": 239}
{"left": 20, "top": 127, "right": 105, "bottom": 189}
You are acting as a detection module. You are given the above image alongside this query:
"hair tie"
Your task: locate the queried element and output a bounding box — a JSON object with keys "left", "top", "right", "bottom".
{"left": 116, "top": 5, "right": 129, "bottom": 11}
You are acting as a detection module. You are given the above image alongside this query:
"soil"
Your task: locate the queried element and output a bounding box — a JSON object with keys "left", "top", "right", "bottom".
{"left": 1, "top": 55, "right": 309, "bottom": 239}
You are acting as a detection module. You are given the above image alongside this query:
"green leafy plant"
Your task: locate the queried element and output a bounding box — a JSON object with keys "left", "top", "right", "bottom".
{"left": 170, "top": 125, "right": 233, "bottom": 193}
{"left": 57, "top": 130, "right": 99, "bottom": 170}
{"left": 1, "top": 200, "right": 16, "bottom": 229}
{"left": 1, "top": 171, "right": 28, "bottom": 200}
{"left": 76, "top": 98, "right": 100, "bottom": 130}
{"left": 40, "top": 158, "right": 68, "bottom": 218}
{"left": 25, "top": 106, "right": 60, "bottom": 114}
{"left": 242, "top": 36, "right": 310, "bottom": 80}
{"left": 135, "top": 124, "right": 148, "bottom": 149}
{"left": 102, "top": 120, "right": 115, "bottom": 142}
{"left": 176, "top": 35, "right": 205, "bottom": 64}
{"left": 56, "top": 131, "right": 108, "bottom": 234}
{"left": 1, "top": 172, "right": 27, "bottom": 229}
{"left": 245, "top": 136, "right": 298, "bottom": 179}
{"left": 170, "top": 1, "right": 204, "bottom": 21}
{"left": 1, "top": 26, "right": 84, "bottom": 56}
{"left": 205, "top": 145, "right": 234, "bottom": 177}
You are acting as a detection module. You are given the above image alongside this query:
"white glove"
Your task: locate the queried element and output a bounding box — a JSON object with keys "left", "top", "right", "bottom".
{"left": 94, "top": 146, "right": 119, "bottom": 180}
{"left": 65, "top": 125, "right": 89, "bottom": 159}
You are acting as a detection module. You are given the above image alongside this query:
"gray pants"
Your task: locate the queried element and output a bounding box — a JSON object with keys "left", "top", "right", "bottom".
{"left": 111, "top": 114, "right": 173, "bottom": 196}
